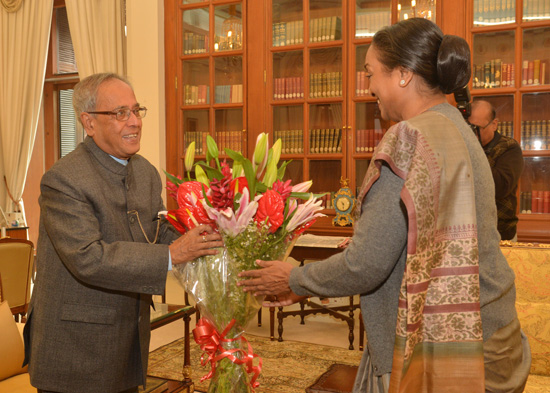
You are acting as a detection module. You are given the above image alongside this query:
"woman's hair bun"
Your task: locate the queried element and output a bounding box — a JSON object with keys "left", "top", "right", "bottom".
{"left": 437, "top": 35, "right": 471, "bottom": 94}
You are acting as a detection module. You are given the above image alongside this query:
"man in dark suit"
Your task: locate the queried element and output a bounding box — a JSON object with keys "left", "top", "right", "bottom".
{"left": 24, "top": 73, "right": 222, "bottom": 393}
{"left": 469, "top": 100, "right": 524, "bottom": 241}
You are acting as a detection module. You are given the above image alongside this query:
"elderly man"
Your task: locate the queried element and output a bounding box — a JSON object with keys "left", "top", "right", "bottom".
{"left": 469, "top": 99, "right": 524, "bottom": 241}
{"left": 24, "top": 73, "right": 222, "bottom": 393}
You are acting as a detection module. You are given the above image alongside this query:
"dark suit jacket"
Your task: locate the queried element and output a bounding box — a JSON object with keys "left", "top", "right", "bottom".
{"left": 24, "top": 137, "right": 179, "bottom": 393}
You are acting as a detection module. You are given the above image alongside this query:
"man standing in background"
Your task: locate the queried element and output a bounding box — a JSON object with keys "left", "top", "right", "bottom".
{"left": 469, "top": 99, "right": 524, "bottom": 241}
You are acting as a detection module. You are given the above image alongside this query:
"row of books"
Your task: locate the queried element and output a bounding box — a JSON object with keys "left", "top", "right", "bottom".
{"left": 273, "top": 130, "right": 304, "bottom": 154}
{"left": 520, "top": 191, "right": 550, "bottom": 214}
{"left": 182, "top": 33, "right": 208, "bottom": 55}
{"left": 272, "top": 16, "right": 342, "bottom": 47}
{"left": 309, "top": 128, "right": 342, "bottom": 154}
{"left": 355, "top": 11, "right": 390, "bottom": 37}
{"left": 521, "top": 60, "right": 547, "bottom": 86}
{"left": 355, "top": 129, "right": 387, "bottom": 152}
{"left": 184, "top": 131, "right": 243, "bottom": 155}
{"left": 309, "top": 72, "right": 343, "bottom": 98}
{"left": 214, "top": 84, "right": 243, "bottom": 104}
{"left": 473, "top": 0, "right": 516, "bottom": 24}
{"left": 523, "top": 0, "right": 550, "bottom": 18}
{"left": 473, "top": 60, "right": 515, "bottom": 89}
{"left": 272, "top": 21, "right": 304, "bottom": 47}
{"left": 309, "top": 16, "right": 342, "bottom": 43}
{"left": 521, "top": 120, "right": 549, "bottom": 150}
{"left": 356, "top": 71, "right": 370, "bottom": 96}
{"left": 273, "top": 77, "right": 304, "bottom": 100}
{"left": 498, "top": 121, "right": 514, "bottom": 138}
{"left": 184, "top": 85, "right": 209, "bottom": 105}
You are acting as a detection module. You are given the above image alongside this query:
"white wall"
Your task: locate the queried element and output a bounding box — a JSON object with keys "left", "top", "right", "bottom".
{"left": 126, "top": 0, "right": 166, "bottom": 177}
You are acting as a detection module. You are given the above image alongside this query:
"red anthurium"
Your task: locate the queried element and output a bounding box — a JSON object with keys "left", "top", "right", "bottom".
{"left": 177, "top": 181, "right": 207, "bottom": 209}
{"left": 166, "top": 210, "right": 187, "bottom": 235}
{"left": 230, "top": 176, "right": 249, "bottom": 196}
{"left": 174, "top": 205, "right": 216, "bottom": 232}
{"left": 255, "top": 190, "right": 285, "bottom": 233}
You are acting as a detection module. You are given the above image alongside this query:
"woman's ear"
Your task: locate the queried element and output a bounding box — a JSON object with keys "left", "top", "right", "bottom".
{"left": 398, "top": 68, "right": 413, "bottom": 87}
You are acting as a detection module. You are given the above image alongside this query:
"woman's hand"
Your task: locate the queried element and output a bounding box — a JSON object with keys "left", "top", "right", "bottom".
{"left": 263, "top": 291, "right": 306, "bottom": 307}
{"left": 237, "top": 259, "right": 294, "bottom": 296}
{"left": 169, "top": 225, "right": 223, "bottom": 265}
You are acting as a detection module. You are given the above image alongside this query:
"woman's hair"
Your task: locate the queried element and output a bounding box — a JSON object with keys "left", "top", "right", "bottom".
{"left": 73, "top": 73, "right": 133, "bottom": 124}
{"left": 372, "top": 18, "right": 471, "bottom": 94}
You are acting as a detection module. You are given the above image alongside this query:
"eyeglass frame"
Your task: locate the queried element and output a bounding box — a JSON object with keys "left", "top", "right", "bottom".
{"left": 87, "top": 106, "right": 147, "bottom": 122}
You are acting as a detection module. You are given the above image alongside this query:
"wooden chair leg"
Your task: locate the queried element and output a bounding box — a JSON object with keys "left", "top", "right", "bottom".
{"left": 257, "top": 307, "right": 262, "bottom": 327}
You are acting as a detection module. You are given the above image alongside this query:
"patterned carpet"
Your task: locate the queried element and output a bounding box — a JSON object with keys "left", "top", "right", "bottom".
{"left": 147, "top": 334, "right": 364, "bottom": 393}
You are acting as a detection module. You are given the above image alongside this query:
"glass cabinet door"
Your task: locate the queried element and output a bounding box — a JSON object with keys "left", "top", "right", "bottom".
{"left": 397, "top": 0, "right": 436, "bottom": 21}
{"left": 522, "top": 27, "right": 550, "bottom": 87}
{"left": 471, "top": 95, "right": 515, "bottom": 138}
{"left": 273, "top": 51, "right": 304, "bottom": 101}
{"left": 520, "top": 157, "right": 550, "bottom": 214}
{"left": 472, "top": 31, "right": 515, "bottom": 89}
{"left": 523, "top": 0, "right": 550, "bottom": 22}
{"left": 309, "top": 0, "right": 343, "bottom": 43}
{"left": 215, "top": 108, "right": 244, "bottom": 154}
{"left": 178, "top": 0, "right": 246, "bottom": 166}
{"left": 272, "top": 0, "right": 304, "bottom": 47}
{"left": 355, "top": 0, "right": 391, "bottom": 38}
{"left": 522, "top": 93, "right": 550, "bottom": 151}
{"left": 214, "top": 4, "right": 243, "bottom": 52}
{"left": 182, "top": 59, "right": 210, "bottom": 105}
{"left": 273, "top": 105, "right": 304, "bottom": 154}
{"left": 182, "top": 7, "right": 209, "bottom": 55}
{"left": 183, "top": 110, "right": 209, "bottom": 155}
{"left": 309, "top": 48, "right": 343, "bottom": 99}
{"left": 473, "top": 0, "right": 515, "bottom": 26}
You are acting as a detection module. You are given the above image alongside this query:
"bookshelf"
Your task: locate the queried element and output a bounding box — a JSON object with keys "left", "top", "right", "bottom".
{"left": 165, "top": 1, "right": 549, "bottom": 241}
{"left": 467, "top": 0, "right": 550, "bottom": 242}
{"left": 165, "top": 0, "right": 247, "bottom": 187}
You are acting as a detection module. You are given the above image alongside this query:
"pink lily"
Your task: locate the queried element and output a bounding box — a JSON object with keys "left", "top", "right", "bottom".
{"left": 285, "top": 195, "right": 325, "bottom": 233}
{"left": 202, "top": 188, "right": 259, "bottom": 236}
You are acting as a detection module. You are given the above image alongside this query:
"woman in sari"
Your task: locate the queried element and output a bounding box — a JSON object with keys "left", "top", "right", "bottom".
{"left": 239, "top": 18, "right": 530, "bottom": 393}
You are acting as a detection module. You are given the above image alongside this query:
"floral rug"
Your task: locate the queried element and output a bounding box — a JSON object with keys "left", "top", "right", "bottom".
{"left": 147, "top": 334, "right": 364, "bottom": 393}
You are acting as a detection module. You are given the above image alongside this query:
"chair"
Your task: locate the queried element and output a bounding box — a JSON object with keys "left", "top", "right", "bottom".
{"left": 0, "top": 238, "right": 34, "bottom": 322}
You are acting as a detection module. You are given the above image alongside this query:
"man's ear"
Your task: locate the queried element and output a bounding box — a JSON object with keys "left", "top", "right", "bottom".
{"left": 80, "top": 112, "right": 95, "bottom": 137}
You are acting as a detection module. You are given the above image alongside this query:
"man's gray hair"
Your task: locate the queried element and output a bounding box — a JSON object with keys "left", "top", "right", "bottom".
{"left": 73, "top": 73, "right": 133, "bottom": 125}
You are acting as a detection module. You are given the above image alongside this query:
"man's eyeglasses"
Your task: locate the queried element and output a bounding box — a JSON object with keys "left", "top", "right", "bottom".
{"left": 87, "top": 107, "right": 147, "bottom": 122}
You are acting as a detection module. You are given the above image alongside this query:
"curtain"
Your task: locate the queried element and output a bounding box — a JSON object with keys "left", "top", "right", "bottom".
{"left": 65, "top": 0, "right": 126, "bottom": 79}
{"left": 0, "top": 0, "right": 53, "bottom": 222}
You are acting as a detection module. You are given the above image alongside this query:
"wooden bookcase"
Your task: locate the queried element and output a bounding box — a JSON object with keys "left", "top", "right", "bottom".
{"left": 466, "top": 0, "right": 550, "bottom": 242}
{"left": 164, "top": 0, "right": 550, "bottom": 242}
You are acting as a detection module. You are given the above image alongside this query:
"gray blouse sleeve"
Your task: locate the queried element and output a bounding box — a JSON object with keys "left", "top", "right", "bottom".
{"left": 289, "top": 164, "right": 408, "bottom": 297}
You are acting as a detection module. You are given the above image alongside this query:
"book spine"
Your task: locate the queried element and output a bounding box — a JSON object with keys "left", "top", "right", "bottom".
{"left": 528, "top": 61, "right": 534, "bottom": 85}
{"left": 522, "top": 60, "right": 529, "bottom": 85}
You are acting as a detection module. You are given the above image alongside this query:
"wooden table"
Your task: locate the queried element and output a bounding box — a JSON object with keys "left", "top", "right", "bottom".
{"left": 268, "top": 242, "right": 361, "bottom": 350}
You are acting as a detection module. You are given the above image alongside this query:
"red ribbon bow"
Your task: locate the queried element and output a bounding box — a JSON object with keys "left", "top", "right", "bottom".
{"left": 193, "top": 318, "right": 263, "bottom": 389}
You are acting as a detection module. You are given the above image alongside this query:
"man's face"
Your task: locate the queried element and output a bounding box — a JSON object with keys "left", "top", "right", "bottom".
{"left": 81, "top": 79, "right": 142, "bottom": 160}
{"left": 468, "top": 104, "right": 498, "bottom": 146}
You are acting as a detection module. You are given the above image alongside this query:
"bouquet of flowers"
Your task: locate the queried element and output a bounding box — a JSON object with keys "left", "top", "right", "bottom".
{"left": 165, "top": 133, "right": 324, "bottom": 393}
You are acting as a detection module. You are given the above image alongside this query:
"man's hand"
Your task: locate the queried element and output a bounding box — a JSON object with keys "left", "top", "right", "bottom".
{"left": 169, "top": 225, "right": 223, "bottom": 265}
{"left": 237, "top": 259, "right": 294, "bottom": 296}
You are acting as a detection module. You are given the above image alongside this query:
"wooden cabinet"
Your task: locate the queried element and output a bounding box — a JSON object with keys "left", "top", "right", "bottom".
{"left": 165, "top": 0, "right": 248, "bottom": 188}
{"left": 466, "top": 0, "right": 550, "bottom": 242}
{"left": 165, "top": 0, "right": 550, "bottom": 241}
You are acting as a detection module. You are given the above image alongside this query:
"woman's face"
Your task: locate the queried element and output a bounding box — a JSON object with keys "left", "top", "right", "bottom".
{"left": 364, "top": 45, "right": 404, "bottom": 122}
